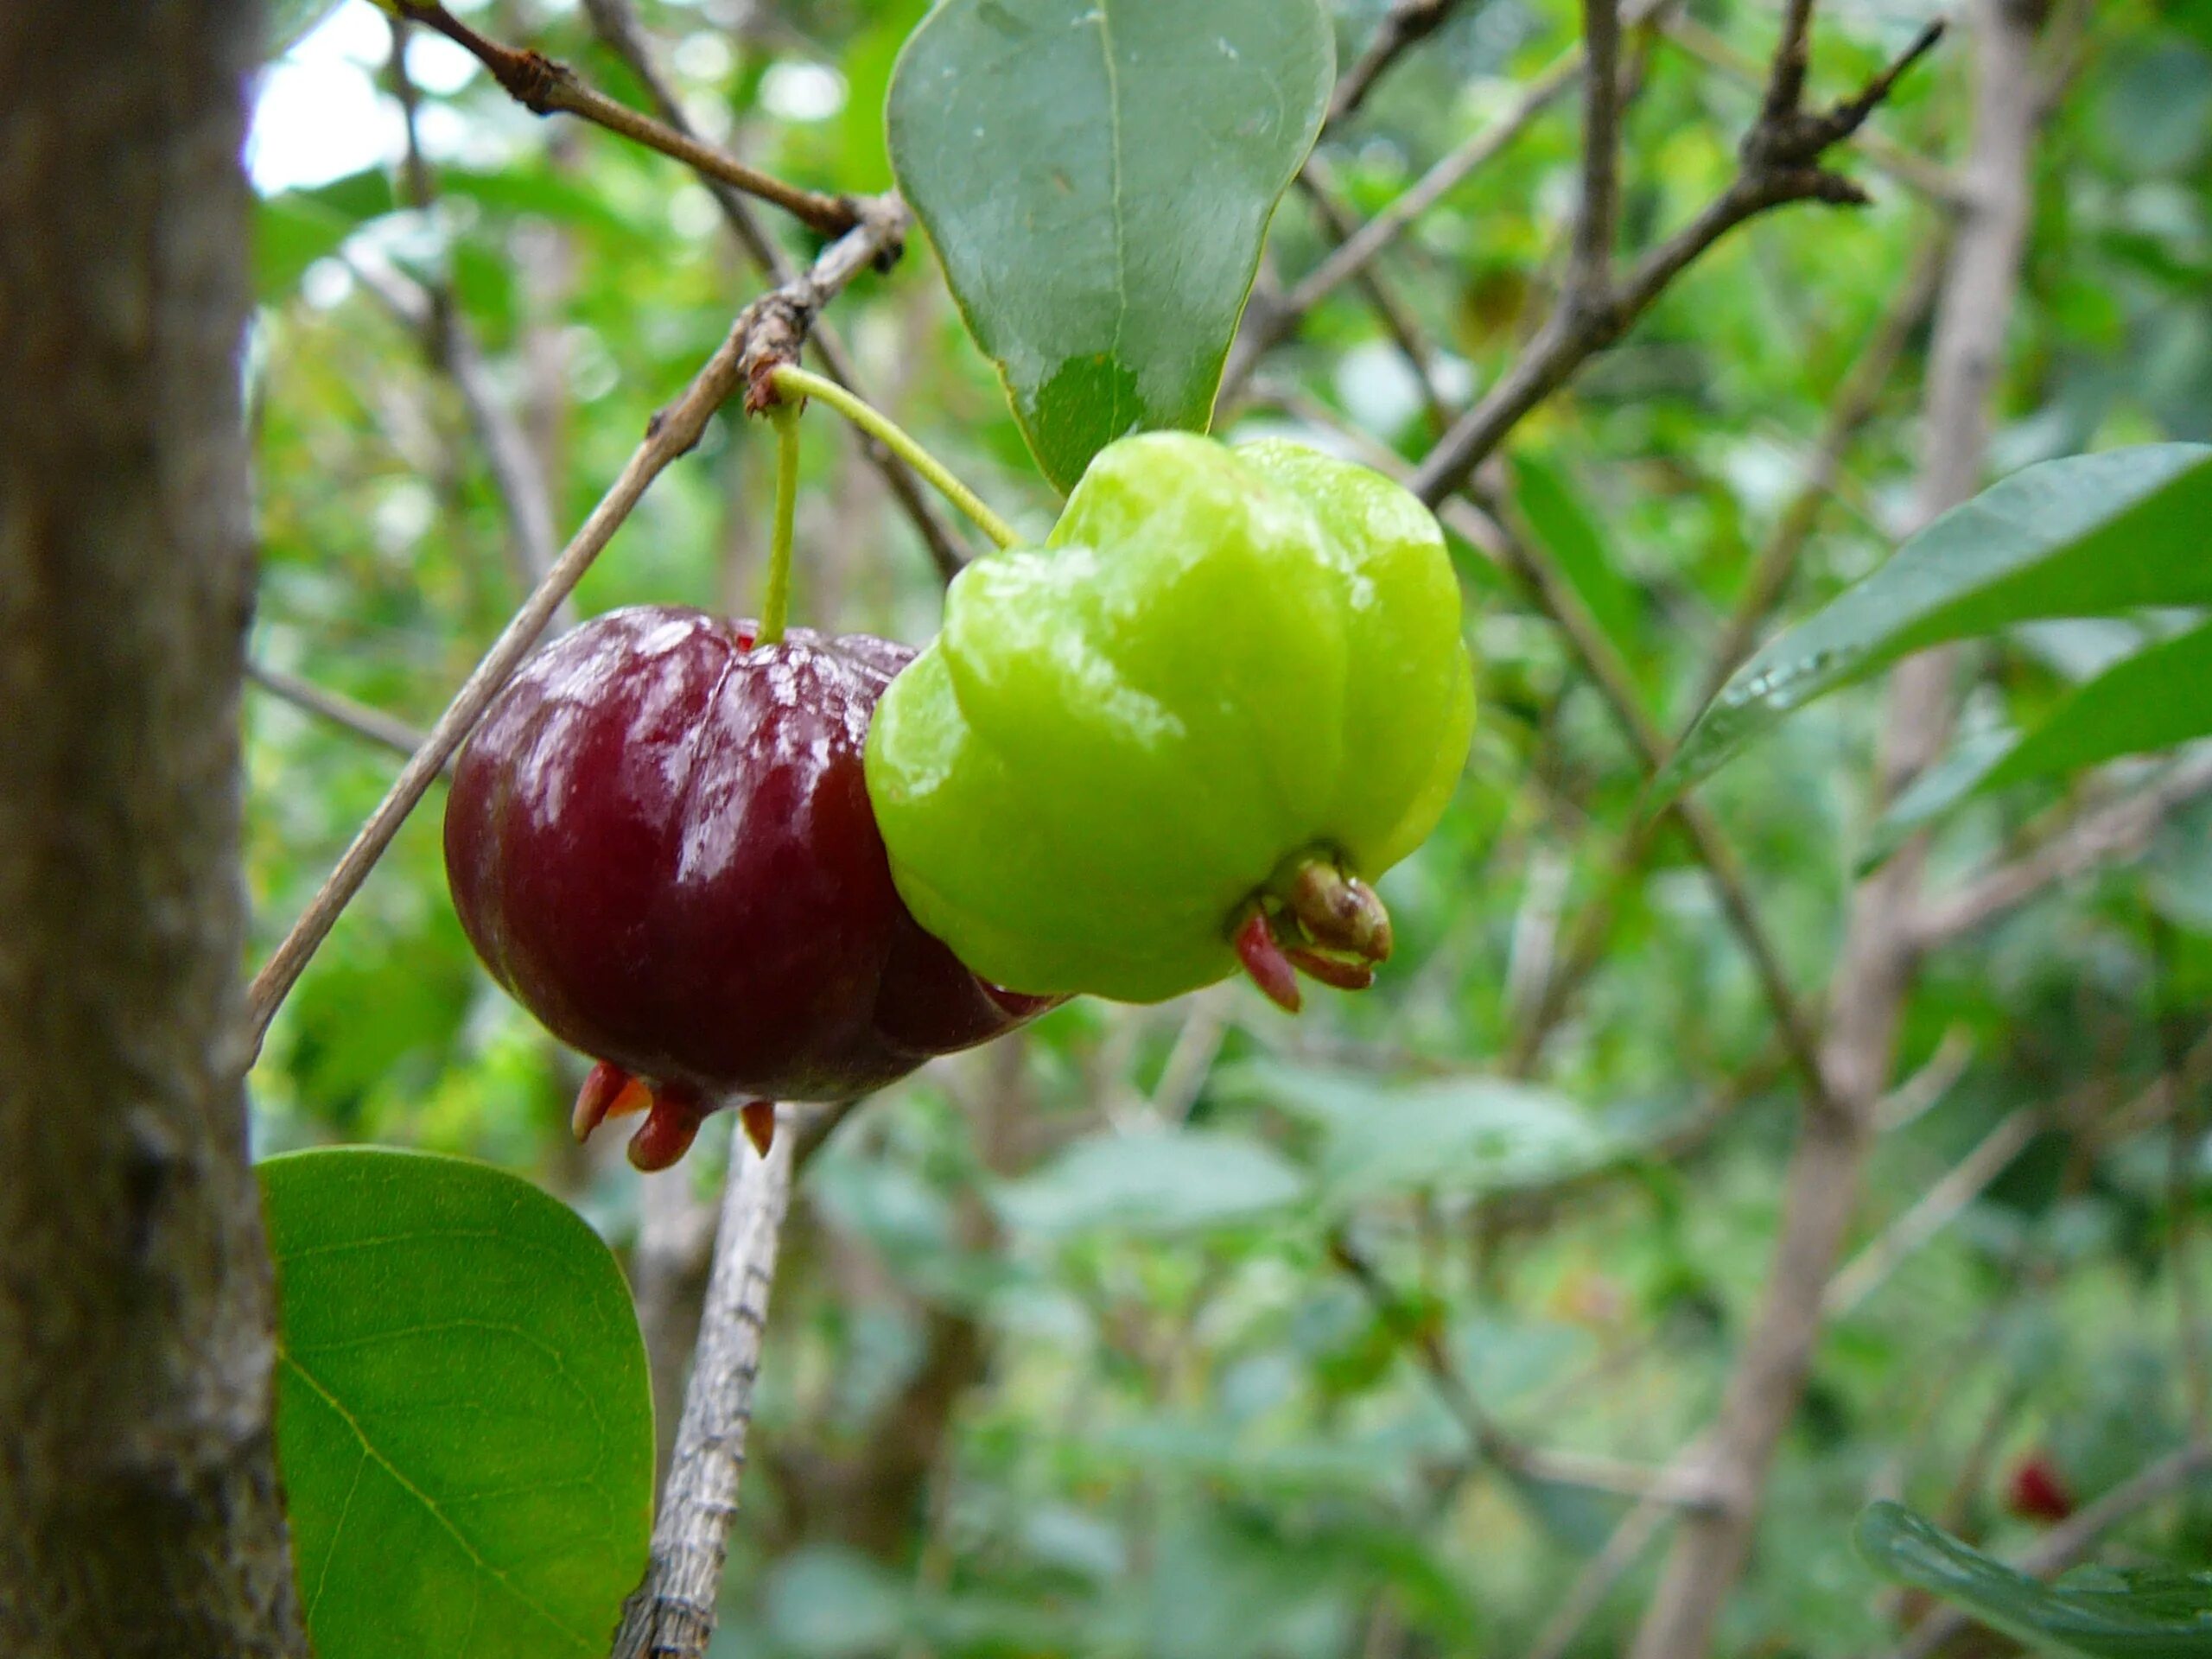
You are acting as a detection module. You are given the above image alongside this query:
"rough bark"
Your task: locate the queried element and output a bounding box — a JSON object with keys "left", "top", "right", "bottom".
{"left": 0, "top": 4, "right": 308, "bottom": 1655}
{"left": 1626, "top": 5, "right": 2048, "bottom": 1656}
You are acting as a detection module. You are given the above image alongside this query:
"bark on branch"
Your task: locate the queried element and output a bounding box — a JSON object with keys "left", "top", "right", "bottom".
{"left": 612, "top": 1125, "right": 797, "bottom": 1659}
{"left": 0, "top": 3, "right": 307, "bottom": 1651}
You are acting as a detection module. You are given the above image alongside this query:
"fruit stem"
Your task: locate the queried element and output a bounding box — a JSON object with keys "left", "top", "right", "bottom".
{"left": 769, "top": 364, "right": 1021, "bottom": 551}
{"left": 759, "top": 399, "right": 801, "bottom": 645}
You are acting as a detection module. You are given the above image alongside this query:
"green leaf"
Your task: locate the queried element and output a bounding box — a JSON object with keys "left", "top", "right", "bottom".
{"left": 1660, "top": 444, "right": 2212, "bottom": 799}
{"left": 1856, "top": 1501, "right": 2212, "bottom": 1656}
{"left": 887, "top": 0, "right": 1333, "bottom": 491}
{"left": 267, "top": 0, "right": 345, "bottom": 57}
{"left": 256, "top": 191, "right": 362, "bottom": 304}
{"left": 1510, "top": 452, "right": 1648, "bottom": 682}
{"left": 1219, "top": 1060, "right": 1618, "bottom": 1206}
{"left": 995, "top": 1127, "right": 1308, "bottom": 1236}
{"left": 1868, "top": 620, "right": 2212, "bottom": 860}
{"left": 263, "top": 1148, "right": 654, "bottom": 1659}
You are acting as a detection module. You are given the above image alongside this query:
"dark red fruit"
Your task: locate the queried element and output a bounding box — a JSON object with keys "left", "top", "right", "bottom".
{"left": 2005, "top": 1455, "right": 2075, "bottom": 1523}
{"left": 444, "top": 606, "right": 1052, "bottom": 1170}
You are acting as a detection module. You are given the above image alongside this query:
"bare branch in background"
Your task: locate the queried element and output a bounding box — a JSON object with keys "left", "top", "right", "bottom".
{"left": 1568, "top": 0, "right": 1625, "bottom": 304}
{"left": 1408, "top": 16, "right": 1946, "bottom": 505}
{"left": 245, "top": 661, "right": 433, "bottom": 764}
{"left": 386, "top": 20, "right": 571, "bottom": 626}
{"left": 384, "top": 0, "right": 861, "bottom": 237}
{"left": 1332, "top": 1236, "right": 1723, "bottom": 1510}
{"left": 1467, "top": 489, "right": 1838, "bottom": 1111}
{"left": 1222, "top": 21, "right": 1606, "bottom": 399}
{"left": 1293, "top": 159, "right": 1455, "bottom": 433}
{"left": 245, "top": 202, "right": 912, "bottom": 1049}
{"left": 1509, "top": 238, "right": 1945, "bottom": 1072}
{"left": 1821, "top": 1107, "right": 2046, "bottom": 1319}
{"left": 582, "top": 0, "right": 971, "bottom": 583}
{"left": 1522, "top": 1490, "right": 1680, "bottom": 1659}
{"left": 1629, "top": 6, "right": 2048, "bottom": 1654}
{"left": 1659, "top": 13, "right": 1963, "bottom": 207}
{"left": 1329, "top": 0, "right": 1475, "bottom": 129}
{"left": 612, "top": 1123, "right": 796, "bottom": 1659}
{"left": 1913, "top": 749, "right": 2212, "bottom": 950}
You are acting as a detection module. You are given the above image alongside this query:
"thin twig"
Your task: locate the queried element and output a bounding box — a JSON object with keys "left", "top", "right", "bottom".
{"left": 1292, "top": 160, "right": 1454, "bottom": 433}
{"left": 1521, "top": 1486, "right": 1679, "bottom": 1659}
{"left": 1505, "top": 225, "right": 1945, "bottom": 1077}
{"left": 612, "top": 1122, "right": 797, "bottom": 1659}
{"left": 1332, "top": 1235, "right": 1721, "bottom": 1510}
{"left": 1821, "top": 1107, "right": 2044, "bottom": 1319}
{"left": 1469, "top": 487, "right": 1839, "bottom": 1114}
{"left": 1223, "top": 26, "right": 1600, "bottom": 398}
{"left": 245, "top": 661, "right": 431, "bottom": 762}
{"left": 244, "top": 202, "right": 910, "bottom": 1051}
{"left": 1884, "top": 1442, "right": 2212, "bottom": 1659}
{"left": 1912, "top": 749, "right": 2212, "bottom": 950}
{"left": 1658, "top": 13, "right": 1963, "bottom": 207}
{"left": 1408, "top": 16, "right": 1947, "bottom": 505}
{"left": 580, "top": 0, "right": 970, "bottom": 582}
{"left": 386, "top": 19, "right": 569, "bottom": 620}
{"left": 382, "top": 0, "right": 861, "bottom": 238}
{"left": 1329, "top": 0, "right": 1474, "bottom": 129}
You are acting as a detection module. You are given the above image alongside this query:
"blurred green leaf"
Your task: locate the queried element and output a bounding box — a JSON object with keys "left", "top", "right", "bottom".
{"left": 1857, "top": 1500, "right": 2212, "bottom": 1656}
{"left": 264, "top": 1149, "right": 653, "bottom": 1659}
{"left": 2099, "top": 39, "right": 2212, "bottom": 174}
{"left": 267, "top": 0, "right": 344, "bottom": 58}
{"left": 257, "top": 192, "right": 361, "bottom": 303}
{"left": 1662, "top": 445, "right": 2212, "bottom": 799}
{"left": 1223, "top": 1061, "right": 1618, "bottom": 1205}
{"left": 1511, "top": 452, "right": 1649, "bottom": 681}
{"left": 887, "top": 0, "right": 1332, "bottom": 490}
{"left": 766, "top": 1547, "right": 910, "bottom": 1657}
{"left": 995, "top": 1127, "right": 1307, "bottom": 1236}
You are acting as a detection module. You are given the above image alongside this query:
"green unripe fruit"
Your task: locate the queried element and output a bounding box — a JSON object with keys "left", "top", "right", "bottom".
{"left": 864, "top": 432, "right": 1475, "bottom": 1005}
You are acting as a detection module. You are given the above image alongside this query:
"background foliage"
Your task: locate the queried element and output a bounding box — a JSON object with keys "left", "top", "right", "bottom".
{"left": 245, "top": 1, "right": 2212, "bottom": 1653}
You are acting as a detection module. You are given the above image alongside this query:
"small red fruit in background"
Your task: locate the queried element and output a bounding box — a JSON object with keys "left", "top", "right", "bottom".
{"left": 2005, "top": 1454, "right": 2075, "bottom": 1523}
{"left": 444, "top": 606, "right": 1050, "bottom": 1170}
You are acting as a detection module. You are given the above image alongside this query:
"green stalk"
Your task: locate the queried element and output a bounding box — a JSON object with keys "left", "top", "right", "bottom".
{"left": 758, "top": 400, "right": 801, "bottom": 645}
{"left": 768, "top": 364, "right": 1020, "bottom": 550}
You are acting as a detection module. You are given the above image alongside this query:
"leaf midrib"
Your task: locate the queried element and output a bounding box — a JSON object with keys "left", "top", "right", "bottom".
{"left": 282, "top": 1347, "right": 598, "bottom": 1651}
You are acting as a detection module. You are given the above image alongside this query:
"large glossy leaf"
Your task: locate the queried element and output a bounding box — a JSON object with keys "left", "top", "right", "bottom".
{"left": 995, "top": 1127, "right": 1307, "bottom": 1236}
{"left": 1872, "top": 619, "right": 2212, "bottom": 855}
{"left": 1219, "top": 1061, "right": 1618, "bottom": 1206}
{"left": 887, "top": 0, "right": 1332, "bottom": 491}
{"left": 264, "top": 1148, "right": 654, "bottom": 1659}
{"left": 1857, "top": 1501, "right": 2212, "bottom": 1656}
{"left": 1660, "top": 444, "right": 2212, "bottom": 798}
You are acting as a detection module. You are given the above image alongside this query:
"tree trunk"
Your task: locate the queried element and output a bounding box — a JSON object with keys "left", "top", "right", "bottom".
{"left": 0, "top": 4, "right": 308, "bottom": 1654}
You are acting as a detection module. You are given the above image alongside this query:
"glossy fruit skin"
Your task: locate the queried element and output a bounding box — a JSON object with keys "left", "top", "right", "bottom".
{"left": 444, "top": 607, "right": 1046, "bottom": 1129}
{"left": 865, "top": 433, "right": 1475, "bottom": 1003}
